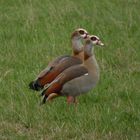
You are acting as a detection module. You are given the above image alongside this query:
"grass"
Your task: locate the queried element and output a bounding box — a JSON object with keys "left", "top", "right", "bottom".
{"left": 0, "top": 0, "right": 140, "bottom": 139}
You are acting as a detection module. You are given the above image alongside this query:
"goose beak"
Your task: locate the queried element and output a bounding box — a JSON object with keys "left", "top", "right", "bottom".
{"left": 83, "top": 33, "right": 88, "bottom": 39}
{"left": 98, "top": 40, "right": 104, "bottom": 46}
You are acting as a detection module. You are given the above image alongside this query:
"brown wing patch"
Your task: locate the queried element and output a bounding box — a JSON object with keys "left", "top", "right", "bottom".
{"left": 38, "top": 70, "right": 61, "bottom": 85}
{"left": 46, "top": 83, "right": 62, "bottom": 95}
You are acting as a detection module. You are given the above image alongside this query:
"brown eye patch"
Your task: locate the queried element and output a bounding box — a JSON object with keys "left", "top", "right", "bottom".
{"left": 79, "top": 30, "right": 85, "bottom": 35}
{"left": 90, "top": 36, "right": 97, "bottom": 41}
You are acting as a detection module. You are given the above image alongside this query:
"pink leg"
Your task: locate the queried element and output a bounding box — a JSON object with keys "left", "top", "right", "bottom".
{"left": 67, "top": 96, "right": 74, "bottom": 104}
{"left": 66, "top": 96, "right": 78, "bottom": 104}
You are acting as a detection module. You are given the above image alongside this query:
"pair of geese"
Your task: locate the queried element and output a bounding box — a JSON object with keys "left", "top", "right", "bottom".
{"left": 29, "top": 28, "right": 104, "bottom": 104}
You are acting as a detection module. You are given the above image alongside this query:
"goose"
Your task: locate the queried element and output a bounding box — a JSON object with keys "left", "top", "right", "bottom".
{"left": 40, "top": 35, "right": 104, "bottom": 104}
{"left": 29, "top": 28, "right": 88, "bottom": 91}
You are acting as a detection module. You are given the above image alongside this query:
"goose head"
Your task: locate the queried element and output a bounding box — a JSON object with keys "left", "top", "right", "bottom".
{"left": 88, "top": 35, "right": 104, "bottom": 46}
{"left": 71, "top": 28, "right": 88, "bottom": 40}
{"left": 71, "top": 28, "right": 88, "bottom": 56}
{"left": 84, "top": 35, "right": 104, "bottom": 59}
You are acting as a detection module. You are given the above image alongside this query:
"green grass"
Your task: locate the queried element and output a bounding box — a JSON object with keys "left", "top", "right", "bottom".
{"left": 0, "top": 0, "right": 140, "bottom": 139}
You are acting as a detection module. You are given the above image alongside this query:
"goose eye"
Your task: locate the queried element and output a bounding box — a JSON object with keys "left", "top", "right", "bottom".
{"left": 79, "top": 30, "right": 85, "bottom": 35}
{"left": 90, "top": 36, "right": 97, "bottom": 41}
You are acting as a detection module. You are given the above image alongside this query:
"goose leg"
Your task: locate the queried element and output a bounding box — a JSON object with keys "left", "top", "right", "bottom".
{"left": 67, "top": 96, "right": 75, "bottom": 104}
{"left": 67, "top": 96, "right": 78, "bottom": 112}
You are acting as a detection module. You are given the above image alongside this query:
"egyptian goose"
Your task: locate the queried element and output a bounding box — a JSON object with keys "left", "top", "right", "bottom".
{"left": 29, "top": 28, "right": 88, "bottom": 91}
{"left": 40, "top": 35, "right": 104, "bottom": 104}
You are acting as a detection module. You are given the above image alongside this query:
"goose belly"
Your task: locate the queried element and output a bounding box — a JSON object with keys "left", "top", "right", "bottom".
{"left": 61, "top": 75, "right": 98, "bottom": 97}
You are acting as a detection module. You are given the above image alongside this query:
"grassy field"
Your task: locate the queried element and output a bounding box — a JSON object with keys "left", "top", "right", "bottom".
{"left": 0, "top": 0, "right": 140, "bottom": 139}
